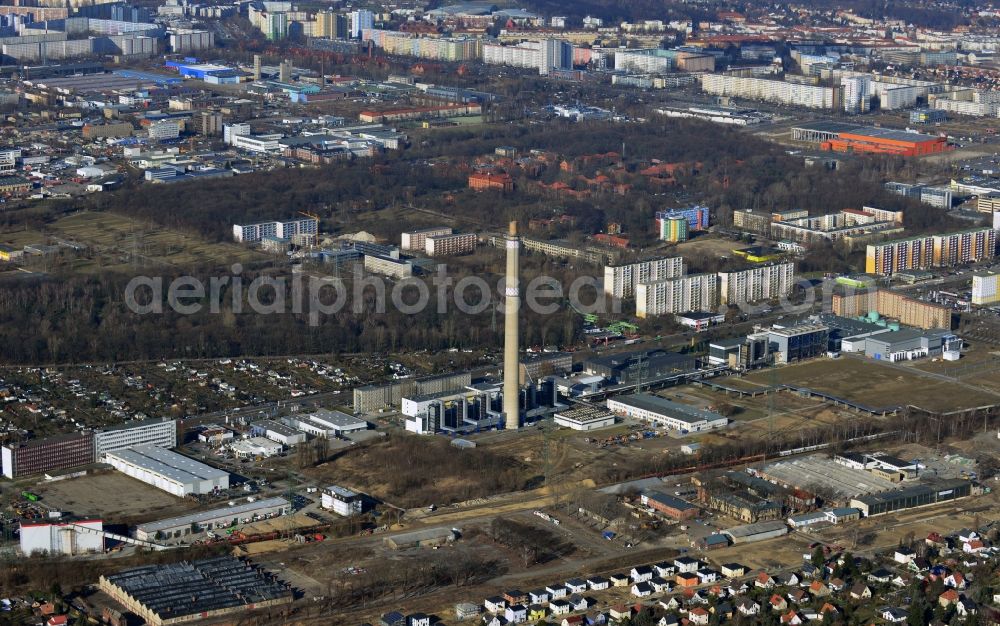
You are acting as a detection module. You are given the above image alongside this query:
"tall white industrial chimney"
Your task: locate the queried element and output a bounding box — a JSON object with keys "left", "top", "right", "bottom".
{"left": 503, "top": 220, "right": 521, "bottom": 430}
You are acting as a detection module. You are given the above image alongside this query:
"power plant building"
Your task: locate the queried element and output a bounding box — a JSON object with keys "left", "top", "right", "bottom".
{"left": 353, "top": 371, "right": 472, "bottom": 413}
{"left": 104, "top": 445, "right": 229, "bottom": 497}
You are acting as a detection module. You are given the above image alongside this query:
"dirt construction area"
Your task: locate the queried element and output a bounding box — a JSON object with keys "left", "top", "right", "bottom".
{"left": 33, "top": 472, "right": 197, "bottom": 524}
{"left": 736, "top": 357, "right": 1000, "bottom": 412}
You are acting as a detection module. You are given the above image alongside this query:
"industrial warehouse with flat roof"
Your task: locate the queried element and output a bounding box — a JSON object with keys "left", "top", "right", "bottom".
{"left": 606, "top": 393, "right": 728, "bottom": 432}
{"left": 135, "top": 497, "right": 291, "bottom": 542}
{"left": 99, "top": 556, "right": 292, "bottom": 626}
{"left": 103, "top": 445, "right": 229, "bottom": 497}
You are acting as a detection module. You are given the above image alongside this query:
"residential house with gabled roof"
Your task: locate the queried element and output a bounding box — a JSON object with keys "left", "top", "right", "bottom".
{"left": 406, "top": 613, "right": 431, "bottom": 626}
{"left": 809, "top": 580, "right": 831, "bottom": 597}
{"left": 721, "top": 563, "right": 746, "bottom": 578}
{"left": 630, "top": 566, "right": 653, "bottom": 583}
{"left": 713, "top": 601, "right": 733, "bottom": 620}
{"left": 688, "top": 607, "right": 710, "bottom": 625}
{"left": 882, "top": 607, "right": 907, "bottom": 623}
{"left": 528, "top": 605, "right": 546, "bottom": 622}
{"left": 736, "top": 598, "right": 760, "bottom": 616}
{"left": 696, "top": 568, "right": 718, "bottom": 584}
{"left": 587, "top": 576, "right": 609, "bottom": 591}
{"left": 957, "top": 596, "right": 977, "bottom": 618}
{"left": 728, "top": 582, "right": 750, "bottom": 596}
{"left": 867, "top": 568, "right": 893, "bottom": 584}
{"left": 528, "top": 589, "right": 549, "bottom": 605}
{"left": 944, "top": 571, "right": 967, "bottom": 589}
{"left": 939, "top": 589, "right": 960, "bottom": 608}
{"left": 893, "top": 546, "right": 916, "bottom": 564}
{"left": 504, "top": 604, "right": 526, "bottom": 624}
{"left": 653, "top": 562, "right": 676, "bottom": 578}
{"left": 549, "top": 599, "right": 570, "bottom": 615}
{"left": 688, "top": 589, "right": 710, "bottom": 605}
{"left": 608, "top": 605, "right": 631, "bottom": 622}
{"left": 892, "top": 573, "right": 912, "bottom": 588}
{"left": 674, "top": 556, "right": 700, "bottom": 573}
{"left": 503, "top": 590, "right": 527, "bottom": 605}
{"left": 787, "top": 589, "right": 808, "bottom": 605}
{"left": 585, "top": 611, "right": 607, "bottom": 625}
{"left": 769, "top": 594, "right": 788, "bottom": 611}
{"left": 565, "top": 579, "right": 587, "bottom": 594}
{"left": 650, "top": 577, "right": 672, "bottom": 593}
{"left": 780, "top": 610, "right": 803, "bottom": 624}
{"left": 484, "top": 597, "right": 506, "bottom": 613}
{"left": 827, "top": 577, "right": 846, "bottom": 592}
{"left": 849, "top": 583, "right": 871, "bottom": 599}
{"left": 547, "top": 584, "right": 568, "bottom": 598}
{"left": 631, "top": 582, "right": 652, "bottom": 597}
{"left": 609, "top": 573, "right": 630, "bottom": 587}
{"left": 756, "top": 572, "right": 775, "bottom": 589}
{"left": 567, "top": 594, "right": 589, "bottom": 612}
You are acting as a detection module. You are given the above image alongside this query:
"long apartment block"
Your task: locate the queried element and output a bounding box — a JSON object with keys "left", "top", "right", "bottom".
{"left": 865, "top": 228, "right": 997, "bottom": 276}
{"left": 603, "top": 257, "right": 684, "bottom": 299}
{"left": 636, "top": 273, "right": 719, "bottom": 318}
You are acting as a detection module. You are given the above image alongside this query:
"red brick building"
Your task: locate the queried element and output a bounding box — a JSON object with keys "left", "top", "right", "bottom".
{"left": 468, "top": 171, "right": 513, "bottom": 192}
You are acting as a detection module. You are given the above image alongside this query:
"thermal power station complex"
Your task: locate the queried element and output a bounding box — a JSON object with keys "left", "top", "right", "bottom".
{"left": 401, "top": 221, "right": 570, "bottom": 435}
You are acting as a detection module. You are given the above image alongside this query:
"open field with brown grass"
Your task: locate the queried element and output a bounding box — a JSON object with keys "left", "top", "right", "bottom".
{"left": 738, "top": 357, "right": 1000, "bottom": 412}
{"left": 51, "top": 211, "right": 265, "bottom": 270}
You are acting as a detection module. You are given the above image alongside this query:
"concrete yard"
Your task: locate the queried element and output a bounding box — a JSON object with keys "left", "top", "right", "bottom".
{"left": 33, "top": 471, "right": 198, "bottom": 524}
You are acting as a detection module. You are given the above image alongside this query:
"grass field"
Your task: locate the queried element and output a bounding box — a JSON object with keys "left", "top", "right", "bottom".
{"left": 738, "top": 357, "right": 1000, "bottom": 412}
{"left": 49, "top": 211, "right": 265, "bottom": 270}
{"left": 673, "top": 234, "right": 746, "bottom": 261}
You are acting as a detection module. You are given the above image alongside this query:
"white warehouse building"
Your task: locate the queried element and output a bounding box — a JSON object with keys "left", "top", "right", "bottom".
{"left": 104, "top": 445, "right": 229, "bottom": 497}
{"left": 322, "top": 485, "right": 365, "bottom": 516}
{"left": 20, "top": 519, "right": 104, "bottom": 556}
{"left": 606, "top": 393, "right": 729, "bottom": 433}
{"left": 93, "top": 417, "right": 177, "bottom": 460}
